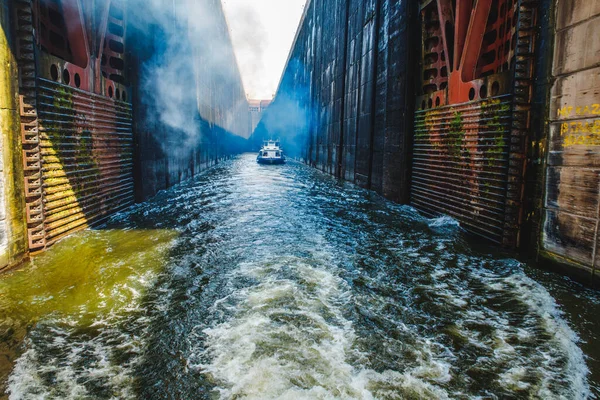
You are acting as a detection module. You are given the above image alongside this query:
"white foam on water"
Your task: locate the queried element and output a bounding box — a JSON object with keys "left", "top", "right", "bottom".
{"left": 8, "top": 329, "right": 137, "bottom": 400}
{"left": 400, "top": 251, "right": 592, "bottom": 399}
{"left": 5, "top": 158, "right": 594, "bottom": 400}
{"left": 428, "top": 216, "right": 460, "bottom": 229}
{"left": 195, "top": 256, "right": 454, "bottom": 400}
{"left": 502, "top": 274, "right": 590, "bottom": 399}
{"left": 5, "top": 252, "right": 171, "bottom": 400}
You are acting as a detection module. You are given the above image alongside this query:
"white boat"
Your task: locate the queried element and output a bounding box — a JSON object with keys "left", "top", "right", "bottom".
{"left": 257, "top": 140, "right": 286, "bottom": 164}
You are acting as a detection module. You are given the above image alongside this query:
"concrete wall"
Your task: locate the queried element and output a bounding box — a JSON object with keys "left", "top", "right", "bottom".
{"left": 0, "top": 0, "right": 28, "bottom": 270}
{"left": 540, "top": 0, "right": 600, "bottom": 283}
{"left": 129, "top": 0, "right": 249, "bottom": 201}
{"left": 255, "top": 0, "right": 416, "bottom": 202}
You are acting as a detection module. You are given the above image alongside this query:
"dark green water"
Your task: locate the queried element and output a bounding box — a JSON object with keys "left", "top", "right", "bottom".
{"left": 1, "top": 154, "right": 599, "bottom": 399}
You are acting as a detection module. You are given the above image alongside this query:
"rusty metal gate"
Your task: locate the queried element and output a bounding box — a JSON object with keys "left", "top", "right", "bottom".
{"left": 15, "top": 0, "right": 134, "bottom": 252}
{"left": 411, "top": 0, "right": 536, "bottom": 247}
{"left": 32, "top": 79, "right": 134, "bottom": 249}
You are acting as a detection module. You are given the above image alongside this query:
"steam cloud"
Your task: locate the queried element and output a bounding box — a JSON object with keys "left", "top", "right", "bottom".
{"left": 127, "top": 0, "right": 250, "bottom": 155}
{"left": 251, "top": 59, "right": 312, "bottom": 159}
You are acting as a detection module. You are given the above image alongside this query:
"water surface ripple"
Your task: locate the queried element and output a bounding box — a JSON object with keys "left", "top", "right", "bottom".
{"left": 2, "top": 154, "right": 599, "bottom": 399}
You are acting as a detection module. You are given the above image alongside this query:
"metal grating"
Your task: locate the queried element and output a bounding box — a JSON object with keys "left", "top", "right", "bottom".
{"left": 35, "top": 78, "right": 134, "bottom": 248}
{"left": 412, "top": 0, "right": 537, "bottom": 247}
{"left": 412, "top": 96, "right": 513, "bottom": 243}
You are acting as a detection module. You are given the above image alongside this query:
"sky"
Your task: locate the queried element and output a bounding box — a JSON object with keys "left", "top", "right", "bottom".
{"left": 221, "top": 0, "right": 307, "bottom": 100}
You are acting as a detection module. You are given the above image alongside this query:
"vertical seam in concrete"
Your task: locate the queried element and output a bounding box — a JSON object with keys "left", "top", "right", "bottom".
{"left": 404, "top": 0, "right": 419, "bottom": 204}
{"left": 353, "top": 2, "right": 362, "bottom": 184}
{"left": 367, "top": 0, "right": 382, "bottom": 190}
{"left": 529, "top": 0, "right": 555, "bottom": 256}
{"left": 337, "top": 0, "right": 350, "bottom": 179}
{"left": 592, "top": 182, "right": 600, "bottom": 283}
{"left": 314, "top": 0, "right": 324, "bottom": 169}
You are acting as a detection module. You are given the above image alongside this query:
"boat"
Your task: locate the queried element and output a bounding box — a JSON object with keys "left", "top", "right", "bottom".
{"left": 257, "top": 140, "right": 286, "bottom": 164}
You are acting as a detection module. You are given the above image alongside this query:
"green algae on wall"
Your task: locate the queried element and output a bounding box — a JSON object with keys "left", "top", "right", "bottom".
{"left": 480, "top": 99, "right": 509, "bottom": 167}
{"left": 447, "top": 111, "right": 466, "bottom": 160}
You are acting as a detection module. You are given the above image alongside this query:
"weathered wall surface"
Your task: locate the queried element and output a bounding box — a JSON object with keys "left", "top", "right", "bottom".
{"left": 264, "top": 0, "right": 536, "bottom": 245}
{"left": 264, "top": 0, "right": 600, "bottom": 285}
{"left": 129, "top": 0, "right": 249, "bottom": 201}
{"left": 0, "top": 0, "right": 28, "bottom": 270}
{"left": 411, "top": 1, "right": 538, "bottom": 247}
{"left": 12, "top": 0, "right": 137, "bottom": 252}
{"left": 0, "top": 0, "right": 248, "bottom": 266}
{"left": 540, "top": 0, "right": 600, "bottom": 281}
{"left": 255, "top": 0, "right": 416, "bottom": 203}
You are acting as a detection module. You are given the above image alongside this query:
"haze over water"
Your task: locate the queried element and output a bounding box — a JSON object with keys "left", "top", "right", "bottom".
{"left": 1, "top": 154, "right": 599, "bottom": 399}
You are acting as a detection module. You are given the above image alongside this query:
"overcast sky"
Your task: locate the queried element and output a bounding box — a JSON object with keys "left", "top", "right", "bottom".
{"left": 221, "top": 0, "right": 306, "bottom": 100}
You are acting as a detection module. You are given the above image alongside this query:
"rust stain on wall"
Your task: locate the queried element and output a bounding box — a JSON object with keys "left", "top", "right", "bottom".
{"left": 412, "top": 97, "right": 512, "bottom": 244}
{"left": 14, "top": 0, "right": 133, "bottom": 252}
{"left": 412, "top": 0, "right": 537, "bottom": 248}
{"left": 541, "top": 0, "right": 600, "bottom": 279}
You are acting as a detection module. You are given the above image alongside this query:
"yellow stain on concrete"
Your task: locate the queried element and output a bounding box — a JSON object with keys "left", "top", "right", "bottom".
{"left": 0, "top": 2, "right": 29, "bottom": 270}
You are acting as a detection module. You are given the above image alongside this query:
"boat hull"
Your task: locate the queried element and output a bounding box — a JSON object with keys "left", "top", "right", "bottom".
{"left": 257, "top": 157, "right": 286, "bottom": 165}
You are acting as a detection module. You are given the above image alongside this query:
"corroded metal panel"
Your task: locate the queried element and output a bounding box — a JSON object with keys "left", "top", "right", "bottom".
{"left": 411, "top": 0, "right": 536, "bottom": 247}
{"left": 15, "top": 0, "right": 47, "bottom": 250}
{"left": 412, "top": 97, "right": 512, "bottom": 243}
{"left": 16, "top": 0, "right": 134, "bottom": 251}
{"left": 36, "top": 78, "right": 133, "bottom": 247}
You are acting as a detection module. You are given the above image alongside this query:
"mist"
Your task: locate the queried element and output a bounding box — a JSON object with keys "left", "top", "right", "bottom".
{"left": 251, "top": 58, "right": 313, "bottom": 159}
{"left": 126, "top": 0, "right": 249, "bottom": 158}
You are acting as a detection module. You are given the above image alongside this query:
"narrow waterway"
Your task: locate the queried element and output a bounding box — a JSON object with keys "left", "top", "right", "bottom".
{"left": 1, "top": 153, "right": 599, "bottom": 399}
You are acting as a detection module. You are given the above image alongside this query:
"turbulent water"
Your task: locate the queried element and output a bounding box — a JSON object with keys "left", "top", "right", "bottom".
{"left": 1, "top": 154, "right": 599, "bottom": 399}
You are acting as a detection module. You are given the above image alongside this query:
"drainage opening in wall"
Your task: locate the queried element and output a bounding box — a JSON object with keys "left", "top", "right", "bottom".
{"left": 74, "top": 73, "right": 81, "bottom": 88}
{"left": 50, "top": 64, "right": 59, "bottom": 81}
{"left": 63, "top": 69, "right": 70, "bottom": 85}
{"left": 108, "top": 86, "right": 113, "bottom": 98}
{"left": 480, "top": 85, "right": 487, "bottom": 99}
{"left": 492, "top": 81, "right": 500, "bottom": 96}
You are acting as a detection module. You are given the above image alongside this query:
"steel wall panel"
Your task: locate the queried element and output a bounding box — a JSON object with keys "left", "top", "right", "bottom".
{"left": 36, "top": 78, "right": 134, "bottom": 247}
{"left": 412, "top": 96, "right": 512, "bottom": 243}
{"left": 411, "top": 0, "right": 537, "bottom": 247}
{"left": 16, "top": 0, "right": 134, "bottom": 251}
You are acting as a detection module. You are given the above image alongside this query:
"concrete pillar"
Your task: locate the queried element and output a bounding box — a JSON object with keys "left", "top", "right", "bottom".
{"left": 0, "top": 0, "right": 29, "bottom": 270}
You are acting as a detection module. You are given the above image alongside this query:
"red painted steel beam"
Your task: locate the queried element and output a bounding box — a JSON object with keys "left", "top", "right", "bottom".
{"left": 453, "top": 0, "right": 473, "bottom": 72}
{"left": 61, "top": 0, "right": 90, "bottom": 69}
{"left": 459, "top": 0, "right": 492, "bottom": 82}
{"left": 95, "top": 0, "right": 112, "bottom": 93}
{"left": 435, "top": 0, "right": 454, "bottom": 72}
